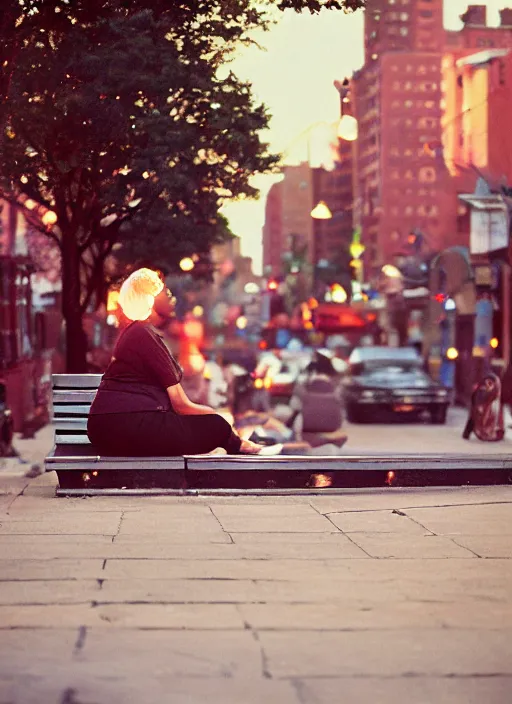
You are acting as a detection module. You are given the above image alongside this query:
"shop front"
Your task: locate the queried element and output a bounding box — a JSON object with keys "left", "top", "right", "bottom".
{"left": 0, "top": 256, "right": 52, "bottom": 435}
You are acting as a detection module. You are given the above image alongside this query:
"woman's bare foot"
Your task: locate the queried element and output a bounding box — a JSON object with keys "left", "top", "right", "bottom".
{"left": 239, "top": 439, "right": 264, "bottom": 454}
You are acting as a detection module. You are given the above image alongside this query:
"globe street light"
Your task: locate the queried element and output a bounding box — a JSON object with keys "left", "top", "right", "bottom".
{"left": 337, "top": 114, "right": 358, "bottom": 142}
{"left": 41, "top": 210, "right": 58, "bottom": 227}
{"left": 334, "top": 78, "right": 358, "bottom": 142}
{"left": 179, "top": 257, "right": 195, "bottom": 272}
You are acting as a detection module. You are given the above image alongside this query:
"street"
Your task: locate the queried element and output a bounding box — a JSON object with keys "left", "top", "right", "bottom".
{"left": 341, "top": 406, "right": 512, "bottom": 455}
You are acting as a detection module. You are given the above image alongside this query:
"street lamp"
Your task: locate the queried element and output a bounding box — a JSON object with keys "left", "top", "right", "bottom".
{"left": 179, "top": 257, "right": 195, "bottom": 272}
{"left": 310, "top": 201, "right": 333, "bottom": 220}
{"left": 41, "top": 210, "right": 58, "bottom": 227}
{"left": 337, "top": 115, "right": 358, "bottom": 142}
{"left": 334, "top": 78, "right": 358, "bottom": 142}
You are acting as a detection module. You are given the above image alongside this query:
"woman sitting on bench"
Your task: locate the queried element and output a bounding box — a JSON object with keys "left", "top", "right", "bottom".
{"left": 87, "top": 268, "right": 279, "bottom": 457}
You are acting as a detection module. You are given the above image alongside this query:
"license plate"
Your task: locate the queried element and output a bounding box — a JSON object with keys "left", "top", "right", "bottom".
{"left": 394, "top": 404, "right": 415, "bottom": 412}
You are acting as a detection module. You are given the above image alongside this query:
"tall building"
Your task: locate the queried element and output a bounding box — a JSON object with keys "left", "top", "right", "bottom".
{"left": 262, "top": 164, "right": 315, "bottom": 278}
{"left": 262, "top": 181, "right": 284, "bottom": 276}
{"left": 313, "top": 81, "right": 355, "bottom": 277}
{"left": 352, "top": 1, "right": 512, "bottom": 278}
{"left": 353, "top": 0, "right": 449, "bottom": 275}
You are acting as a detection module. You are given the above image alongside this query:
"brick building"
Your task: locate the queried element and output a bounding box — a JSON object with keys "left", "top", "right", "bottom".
{"left": 262, "top": 163, "right": 316, "bottom": 280}
{"left": 262, "top": 181, "right": 284, "bottom": 276}
{"left": 351, "top": 2, "right": 512, "bottom": 279}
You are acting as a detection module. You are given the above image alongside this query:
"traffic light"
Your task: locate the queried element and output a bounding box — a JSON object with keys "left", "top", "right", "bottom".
{"left": 267, "top": 278, "right": 278, "bottom": 291}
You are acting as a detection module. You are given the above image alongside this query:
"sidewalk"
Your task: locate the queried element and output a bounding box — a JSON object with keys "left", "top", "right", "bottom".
{"left": 0, "top": 466, "right": 511, "bottom": 704}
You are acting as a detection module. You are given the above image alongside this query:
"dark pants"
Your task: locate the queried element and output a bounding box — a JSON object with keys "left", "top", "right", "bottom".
{"left": 87, "top": 411, "right": 242, "bottom": 456}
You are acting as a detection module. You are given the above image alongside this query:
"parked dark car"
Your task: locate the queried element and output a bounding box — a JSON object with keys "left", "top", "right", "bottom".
{"left": 342, "top": 346, "right": 449, "bottom": 424}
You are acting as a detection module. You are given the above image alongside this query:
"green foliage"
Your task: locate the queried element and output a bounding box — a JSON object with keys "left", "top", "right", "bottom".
{"left": 0, "top": 0, "right": 365, "bottom": 369}
{"left": 276, "top": 0, "right": 365, "bottom": 12}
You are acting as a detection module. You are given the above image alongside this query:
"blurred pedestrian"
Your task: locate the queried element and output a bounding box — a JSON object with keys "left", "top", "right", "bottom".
{"left": 462, "top": 372, "right": 504, "bottom": 442}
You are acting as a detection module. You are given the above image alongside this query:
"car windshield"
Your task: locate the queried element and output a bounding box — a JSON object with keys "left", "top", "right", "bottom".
{"left": 362, "top": 364, "right": 425, "bottom": 378}
{"left": 350, "top": 357, "right": 423, "bottom": 376}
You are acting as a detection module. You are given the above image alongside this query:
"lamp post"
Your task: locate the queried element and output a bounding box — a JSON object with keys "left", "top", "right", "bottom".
{"left": 311, "top": 204, "right": 355, "bottom": 299}
{"left": 334, "top": 78, "right": 358, "bottom": 142}
{"left": 349, "top": 229, "right": 366, "bottom": 293}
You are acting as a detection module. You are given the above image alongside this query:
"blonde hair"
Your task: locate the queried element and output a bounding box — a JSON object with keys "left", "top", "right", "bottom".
{"left": 118, "top": 268, "right": 164, "bottom": 321}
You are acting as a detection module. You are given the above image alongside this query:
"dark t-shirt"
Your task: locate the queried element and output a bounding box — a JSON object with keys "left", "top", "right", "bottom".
{"left": 89, "top": 322, "right": 183, "bottom": 415}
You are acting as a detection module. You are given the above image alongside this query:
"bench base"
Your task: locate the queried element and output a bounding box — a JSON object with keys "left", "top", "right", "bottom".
{"left": 52, "top": 458, "right": 512, "bottom": 496}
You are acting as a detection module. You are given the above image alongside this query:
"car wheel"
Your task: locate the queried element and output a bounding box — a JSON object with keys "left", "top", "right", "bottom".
{"left": 346, "top": 403, "right": 362, "bottom": 423}
{"left": 430, "top": 406, "right": 447, "bottom": 425}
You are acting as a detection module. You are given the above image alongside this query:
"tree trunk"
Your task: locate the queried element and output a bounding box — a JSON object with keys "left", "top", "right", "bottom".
{"left": 61, "top": 227, "right": 88, "bottom": 373}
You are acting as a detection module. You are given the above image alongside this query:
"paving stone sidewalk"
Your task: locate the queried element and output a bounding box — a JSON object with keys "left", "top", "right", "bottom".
{"left": 0, "top": 467, "right": 511, "bottom": 704}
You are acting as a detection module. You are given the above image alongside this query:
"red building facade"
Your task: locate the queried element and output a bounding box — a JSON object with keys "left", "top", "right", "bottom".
{"left": 352, "top": 2, "right": 512, "bottom": 278}
{"left": 262, "top": 181, "right": 284, "bottom": 276}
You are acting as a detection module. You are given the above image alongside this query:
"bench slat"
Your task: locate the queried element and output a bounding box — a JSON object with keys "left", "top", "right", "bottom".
{"left": 46, "top": 456, "right": 184, "bottom": 470}
{"left": 55, "top": 434, "right": 91, "bottom": 444}
{"left": 53, "top": 418, "right": 88, "bottom": 431}
{"left": 53, "top": 390, "right": 97, "bottom": 404}
{"left": 185, "top": 455, "right": 512, "bottom": 471}
{"left": 53, "top": 374, "right": 102, "bottom": 389}
{"left": 53, "top": 405, "right": 92, "bottom": 417}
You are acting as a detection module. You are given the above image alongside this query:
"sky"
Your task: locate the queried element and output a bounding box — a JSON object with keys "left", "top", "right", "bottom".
{"left": 221, "top": 0, "right": 506, "bottom": 273}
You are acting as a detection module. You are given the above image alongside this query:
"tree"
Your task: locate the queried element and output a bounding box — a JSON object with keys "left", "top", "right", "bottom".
{"left": 0, "top": 0, "right": 365, "bottom": 371}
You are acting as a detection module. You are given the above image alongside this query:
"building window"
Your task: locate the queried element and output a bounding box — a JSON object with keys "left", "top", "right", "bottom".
{"left": 405, "top": 170, "right": 414, "bottom": 180}
{"left": 418, "top": 117, "right": 437, "bottom": 129}
{"left": 405, "top": 206, "right": 414, "bottom": 215}
{"left": 419, "top": 10, "right": 433, "bottom": 17}
{"left": 400, "top": 12, "right": 409, "bottom": 20}
{"left": 392, "top": 81, "right": 401, "bottom": 90}
{"left": 419, "top": 167, "right": 436, "bottom": 183}
{"left": 424, "top": 100, "right": 435, "bottom": 109}
{"left": 404, "top": 99, "right": 413, "bottom": 108}
{"left": 391, "top": 169, "right": 400, "bottom": 180}
{"left": 404, "top": 148, "right": 413, "bottom": 157}
{"left": 404, "top": 81, "right": 413, "bottom": 90}
{"left": 400, "top": 27, "right": 409, "bottom": 36}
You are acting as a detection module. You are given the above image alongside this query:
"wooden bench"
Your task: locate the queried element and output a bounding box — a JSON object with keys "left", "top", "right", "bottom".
{"left": 45, "top": 374, "right": 186, "bottom": 495}
{"left": 44, "top": 374, "right": 512, "bottom": 496}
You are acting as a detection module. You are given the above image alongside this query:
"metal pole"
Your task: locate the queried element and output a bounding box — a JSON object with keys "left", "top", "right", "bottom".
{"left": 503, "top": 263, "right": 511, "bottom": 364}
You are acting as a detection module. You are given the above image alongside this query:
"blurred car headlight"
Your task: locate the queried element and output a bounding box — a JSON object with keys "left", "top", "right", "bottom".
{"left": 254, "top": 378, "right": 264, "bottom": 390}
{"left": 436, "top": 389, "right": 448, "bottom": 398}
{"left": 361, "top": 390, "right": 375, "bottom": 399}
